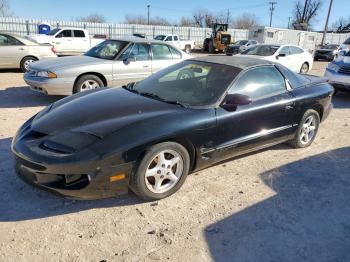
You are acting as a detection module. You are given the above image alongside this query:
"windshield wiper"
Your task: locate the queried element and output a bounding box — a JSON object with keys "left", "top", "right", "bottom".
{"left": 139, "top": 92, "right": 189, "bottom": 108}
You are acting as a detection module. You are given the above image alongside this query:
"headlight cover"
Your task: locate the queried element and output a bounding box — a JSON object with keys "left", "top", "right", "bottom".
{"left": 36, "top": 71, "right": 57, "bottom": 78}
{"left": 327, "top": 63, "right": 340, "bottom": 72}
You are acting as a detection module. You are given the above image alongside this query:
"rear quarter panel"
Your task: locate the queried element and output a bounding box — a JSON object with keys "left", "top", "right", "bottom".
{"left": 290, "top": 83, "right": 333, "bottom": 123}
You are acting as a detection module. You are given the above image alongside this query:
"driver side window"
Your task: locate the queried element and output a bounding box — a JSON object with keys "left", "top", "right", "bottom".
{"left": 119, "top": 43, "right": 150, "bottom": 61}
{"left": 56, "top": 30, "right": 72, "bottom": 38}
{"left": 229, "top": 66, "right": 286, "bottom": 100}
{"left": 0, "top": 34, "right": 22, "bottom": 46}
{"left": 279, "top": 46, "right": 290, "bottom": 56}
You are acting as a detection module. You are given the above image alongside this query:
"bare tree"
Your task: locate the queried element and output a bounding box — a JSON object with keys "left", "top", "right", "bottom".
{"left": 77, "top": 13, "right": 106, "bottom": 23}
{"left": 0, "top": 0, "right": 11, "bottom": 16}
{"left": 231, "top": 13, "right": 260, "bottom": 29}
{"left": 331, "top": 16, "right": 350, "bottom": 32}
{"left": 124, "top": 15, "right": 171, "bottom": 26}
{"left": 193, "top": 9, "right": 215, "bottom": 28}
{"left": 179, "top": 17, "right": 194, "bottom": 27}
{"left": 292, "top": 0, "right": 322, "bottom": 30}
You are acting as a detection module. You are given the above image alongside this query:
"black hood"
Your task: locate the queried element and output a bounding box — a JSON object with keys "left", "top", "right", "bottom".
{"left": 31, "top": 88, "right": 184, "bottom": 138}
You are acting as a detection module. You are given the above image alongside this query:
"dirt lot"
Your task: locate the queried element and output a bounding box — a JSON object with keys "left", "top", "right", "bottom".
{"left": 0, "top": 61, "right": 350, "bottom": 262}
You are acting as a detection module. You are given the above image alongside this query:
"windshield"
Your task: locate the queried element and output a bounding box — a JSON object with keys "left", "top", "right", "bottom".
{"left": 234, "top": 40, "right": 248, "bottom": 45}
{"left": 130, "top": 60, "right": 241, "bottom": 107}
{"left": 344, "top": 50, "right": 350, "bottom": 57}
{"left": 320, "top": 45, "right": 338, "bottom": 50}
{"left": 47, "top": 28, "right": 61, "bottom": 36}
{"left": 154, "top": 35, "right": 166, "bottom": 41}
{"left": 242, "top": 45, "right": 280, "bottom": 56}
{"left": 85, "top": 40, "right": 128, "bottom": 60}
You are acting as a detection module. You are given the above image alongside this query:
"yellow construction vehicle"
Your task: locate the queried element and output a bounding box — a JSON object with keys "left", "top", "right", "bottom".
{"left": 203, "top": 23, "right": 232, "bottom": 53}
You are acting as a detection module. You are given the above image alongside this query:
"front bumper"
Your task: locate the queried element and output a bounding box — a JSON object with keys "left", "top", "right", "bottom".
{"left": 314, "top": 52, "right": 334, "bottom": 60}
{"left": 324, "top": 69, "right": 350, "bottom": 90}
{"left": 24, "top": 73, "right": 75, "bottom": 96}
{"left": 12, "top": 123, "right": 134, "bottom": 200}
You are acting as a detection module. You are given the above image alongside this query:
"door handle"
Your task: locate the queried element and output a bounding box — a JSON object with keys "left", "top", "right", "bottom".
{"left": 18, "top": 47, "right": 25, "bottom": 50}
{"left": 285, "top": 102, "right": 294, "bottom": 110}
{"left": 143, "top": 65, "right": 149, "bottom": 68}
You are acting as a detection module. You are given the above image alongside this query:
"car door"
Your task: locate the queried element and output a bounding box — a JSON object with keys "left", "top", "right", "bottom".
{"left": 289, "top": 46, "right": 305, "bottom": 72}
{"left": 54, "top": 29, "right": 74, "bottom": 54}
{"left": 0, "top": 34, "right": 27, "bottom": 68}
{"left": 150, "top": 43, "right": 182, "bottom": 73}
{"left": 275, "top": 46, "right": 292, "bottom": 69}
{"left": 214, "top": 66, "right": 296, "bottom": 160}
{"left": 112, "top": 42, "right": 152, "bottom": 87}
{"left": 73, "top": 30, "right": 89, "bottom": 53}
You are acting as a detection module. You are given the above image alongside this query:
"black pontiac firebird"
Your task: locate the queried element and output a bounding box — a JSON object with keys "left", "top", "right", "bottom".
{"left": 12, "top": 56, "right": 333, "bottom": 200}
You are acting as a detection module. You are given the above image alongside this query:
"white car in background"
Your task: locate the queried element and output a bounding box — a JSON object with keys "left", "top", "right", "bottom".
{"left": 0, "top": 33, "right": 57, "bottom": 72}
{"left": 239, "top": 44, "right": 313, "bottom": 73}
{"left": 27, "top": 28, "right": 105, "bottom": 56}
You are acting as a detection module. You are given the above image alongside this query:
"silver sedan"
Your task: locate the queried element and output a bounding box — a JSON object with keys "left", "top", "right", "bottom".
{"left": 0, "top": 33, "right": 57, "bottom": 72}
{"left": 24, "top": 38, "right": 191, "bottom": 95}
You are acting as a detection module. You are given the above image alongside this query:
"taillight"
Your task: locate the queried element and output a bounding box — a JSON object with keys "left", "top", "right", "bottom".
{"left": 51, "top": 46, "right": 56, "bottom": 54}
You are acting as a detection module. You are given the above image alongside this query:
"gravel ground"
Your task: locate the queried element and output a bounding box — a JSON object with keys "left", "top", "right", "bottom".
{"left": 0, "top": 60, "right": 350, "bottom": 262}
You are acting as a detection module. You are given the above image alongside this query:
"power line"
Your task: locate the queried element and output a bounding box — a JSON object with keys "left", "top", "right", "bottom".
{"left": 269, "top": 2, "right": 277, "bottom": 27}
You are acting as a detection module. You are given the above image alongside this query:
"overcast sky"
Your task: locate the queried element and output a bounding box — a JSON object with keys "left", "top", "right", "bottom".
{"left": 9, "top": 0, "right": 347, "bottom": 30}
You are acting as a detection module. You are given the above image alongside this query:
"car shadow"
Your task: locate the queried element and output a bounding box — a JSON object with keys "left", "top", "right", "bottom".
{"left": 205, "top": 147, "right": 350, "bottom": 262}
{"left": 0, "top": 86, "right": 63, "bottom": 108}
{"left": 0, "top": 137, "right": 142, "bottom": 222}
{"left": 0, "top": 69, "right": 22, "bottom": 73}
{"left": 332, "top": 92, "right": 350, "bottom": 108}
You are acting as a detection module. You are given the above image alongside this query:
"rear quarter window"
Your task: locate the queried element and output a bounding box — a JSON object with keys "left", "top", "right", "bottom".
{"left": 276, "top": 65, "right": 310, "bottom": 89}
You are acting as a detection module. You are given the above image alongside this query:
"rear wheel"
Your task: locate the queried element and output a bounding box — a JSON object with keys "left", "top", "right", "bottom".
{"left": 20, "top": 56, "right": 38, "bottom": 72}
{"left": 130, "top": 142, "right": 190, "bottom": 201}
{"left": 300, "top": 62, "right": 309, "bottom": 74}
{"left": 289, "top": 109, "right": 320, "bottom": 148}
{"left": 73, "top": 74, "right": 104, "bottom": 93}
{"left": 208, "top": 40, "right": 214, "bottom": 53}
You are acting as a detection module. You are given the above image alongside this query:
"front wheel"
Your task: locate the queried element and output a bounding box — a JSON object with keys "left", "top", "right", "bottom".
{"left": 289, "top": 109, "right": 320, "bottom": 148}
{"left": 73, "top": 74, "right": 104, "bottom": 93}
{"left": 184, "top": 45, "right": 191, "bottom": 54}
{"left": 130, "top": 142, "right": 190, "bottom": 201}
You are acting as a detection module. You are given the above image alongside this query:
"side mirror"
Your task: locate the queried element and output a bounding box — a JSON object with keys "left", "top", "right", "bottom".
{"left": 123, "top": 57, "right": 136, "bottom": 65}
{"left": 276, "top": 53, "right": 286, "bottom": 60}
{"left": 55, "top": 34, "right": 62, "bottom": 38}
{"left": 221, "top": 93, "right": 252, "bottom": 111}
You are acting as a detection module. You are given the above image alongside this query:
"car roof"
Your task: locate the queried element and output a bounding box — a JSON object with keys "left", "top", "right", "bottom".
{"left": 190, "top": 55, "right": 275, "bottom": 70}
{"left": 109, "top": 37, "right": 164, "bottom": 44}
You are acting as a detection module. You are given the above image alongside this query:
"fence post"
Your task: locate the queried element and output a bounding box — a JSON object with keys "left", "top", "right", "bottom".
{"left": 108, "top": 25, "right": 112, "bottom": 38}
{"left": 84, "top": 23, "right": 87, "bottom": 29}
{"left": 56, "top": 22, "right": 59, "bottom": 28}
{"left": 153, "top": 26, "right": 155, "bottom": 38}
{"left": 25, "top": 20, "right": 30, "bottom": 35}
{"left": 188, "top": 28, "right": 191, "bottom": 40}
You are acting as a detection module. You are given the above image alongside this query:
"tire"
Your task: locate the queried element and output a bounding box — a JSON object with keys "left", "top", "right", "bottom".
{"left": 130, "top": 142, "right": 190, "bottom": 201}
{"left": 184, "top": 45, "right": 191, "bottom": 54}
{"left": 300, "top": 62, "right": 309, "bottom": 74}
{"left": 208, "top": 40, "right": 214, "bottom": 53}
{"left": 289, "top": 109, "right": 320, "bottom": 148}
{"left": 177, "top": 69, "right": 194, "bottom": 80}
{"left": 20, "top": 56, "right": 38, "bottom": 72}
{"left": 73, "top": 74, "right": 104, "bottom": 93}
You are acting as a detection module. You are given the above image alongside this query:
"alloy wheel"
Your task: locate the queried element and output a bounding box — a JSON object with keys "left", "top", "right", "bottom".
{"left": 80, "top": 79, "right": 100, "bottom": 92}
{"left": 299, "top": 115, "right": 316, "bottom": 145}
{"left": 144, "top": 150, "right": 184, "bottom": 194}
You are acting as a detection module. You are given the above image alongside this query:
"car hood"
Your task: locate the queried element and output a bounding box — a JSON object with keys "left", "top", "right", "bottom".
{"left": 31, "top": 88, "right": 183, "bottom": 138}
{"left": 316, "top": 48, "right": 334, "bottom": 52}
{"left": 333, "top": 55, "right": 350, "bottom": 65}
{"left": 29, "top": 55, "right": 109, "bottom": 71}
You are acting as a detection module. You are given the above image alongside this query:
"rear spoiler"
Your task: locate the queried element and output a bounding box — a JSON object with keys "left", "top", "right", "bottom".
{"left": 300, "top": 74, "right": 329, "bottom": 86}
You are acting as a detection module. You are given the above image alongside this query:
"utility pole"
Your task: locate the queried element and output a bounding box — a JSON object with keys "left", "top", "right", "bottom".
{"left": 287, "top": 16, "right": 291, "bottom": 29}
{"left": 269, "top": 2, "right": 277, "bottom": 27}
{"left": 321, "top": 0, "right": 333, "bottom": 45}
{"left": 147, "top": 4, "right": 150, "bottom": 25}
{"left": 226, "top": 9, "right": 230, "bottom": 24}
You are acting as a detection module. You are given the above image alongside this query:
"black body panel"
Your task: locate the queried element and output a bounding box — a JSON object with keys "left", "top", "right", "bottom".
{"left": 12, "top": 58, "right": 334, "bottom": 199}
